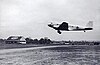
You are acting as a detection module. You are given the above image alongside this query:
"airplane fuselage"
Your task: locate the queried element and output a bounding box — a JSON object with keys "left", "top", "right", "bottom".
{"left": 48, "top": 21, "right": 93, "bottom": 34}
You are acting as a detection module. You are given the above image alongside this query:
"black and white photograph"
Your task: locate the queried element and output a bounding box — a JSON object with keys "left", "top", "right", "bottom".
{"left": 0, "top": 0, "right": 100, "bottom": 65}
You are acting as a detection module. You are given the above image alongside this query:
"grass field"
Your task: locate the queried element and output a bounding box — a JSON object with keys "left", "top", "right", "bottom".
{"left": 0, "top": 45, "right": 100, "bottom": 65}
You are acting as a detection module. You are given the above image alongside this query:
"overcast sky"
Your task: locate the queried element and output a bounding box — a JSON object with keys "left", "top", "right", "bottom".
{"left": 0, "top": 0, "right": 100, "bottom": 41}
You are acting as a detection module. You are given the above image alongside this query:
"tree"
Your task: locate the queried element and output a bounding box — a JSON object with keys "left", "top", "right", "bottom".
{"left": 39, "top": 37, "right": 51, "bottom": 44}
{"left": 33, "top": 39, "right": 39, "bottom": 44}
{"left": 25, "top": 38, "right": 33, "bottom": 44}
{"left": 39, "top": 38, "right": 44, "bottom": 44}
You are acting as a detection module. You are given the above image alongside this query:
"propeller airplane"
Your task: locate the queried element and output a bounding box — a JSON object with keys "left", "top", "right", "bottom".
{"left": 48, "top": 21, "right": 93, "bottom": 34}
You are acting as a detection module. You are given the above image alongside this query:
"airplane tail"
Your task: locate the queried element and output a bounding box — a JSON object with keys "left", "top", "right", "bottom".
{"left": 86, "top": 21, "right": 93, "bottom": 28}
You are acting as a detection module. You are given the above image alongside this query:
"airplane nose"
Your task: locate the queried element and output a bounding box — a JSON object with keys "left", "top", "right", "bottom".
{"left": 48, "top": 24, "right": 53, "bottom": 27}
{"left": 48, "top": 24, "right": 50, "bottom": 26}
{"left": 48, "top": 24, "right": 51, "bottom": 27}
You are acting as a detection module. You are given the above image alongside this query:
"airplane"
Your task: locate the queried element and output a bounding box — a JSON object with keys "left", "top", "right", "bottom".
{"left": 48, "top": 21, "right": 93, "bottom": 34}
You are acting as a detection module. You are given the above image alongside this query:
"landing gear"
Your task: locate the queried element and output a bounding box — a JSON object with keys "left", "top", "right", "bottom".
{"left": 84, "top": 30, "right": 86, "bottom": 32}
{"left": 57, "top": 30, "right": 61, "bottom": 34}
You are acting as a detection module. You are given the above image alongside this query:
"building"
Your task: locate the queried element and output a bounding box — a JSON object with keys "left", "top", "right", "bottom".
{"left": 6, "top": 36, "right": 26, "bottom": 44}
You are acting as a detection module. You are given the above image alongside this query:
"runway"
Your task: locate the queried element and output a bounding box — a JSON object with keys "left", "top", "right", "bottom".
{"left": 0, "top": 45, "right": 100, "bottom": 65}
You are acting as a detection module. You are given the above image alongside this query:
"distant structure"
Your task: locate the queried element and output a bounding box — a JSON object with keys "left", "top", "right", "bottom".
{"left": 6, "top": 36, "right": 26, "bottom": 44}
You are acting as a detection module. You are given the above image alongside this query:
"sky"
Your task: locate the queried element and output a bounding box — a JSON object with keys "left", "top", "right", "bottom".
{"left": 0, "top": 0, "right": 100, "bottom": 41}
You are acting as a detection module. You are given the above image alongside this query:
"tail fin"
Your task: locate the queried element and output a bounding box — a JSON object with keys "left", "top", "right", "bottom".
{"left": 86, "top": 21, "right": 93, "bottom": 28}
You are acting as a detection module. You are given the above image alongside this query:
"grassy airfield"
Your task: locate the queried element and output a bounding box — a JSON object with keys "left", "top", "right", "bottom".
{"left": 0, "top": 45, "right": 100, "bottom": 65}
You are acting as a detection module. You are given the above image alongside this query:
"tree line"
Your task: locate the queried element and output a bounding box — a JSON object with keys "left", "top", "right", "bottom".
{"left": 25, "top": 37, "right": 52, "bottom": 44}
